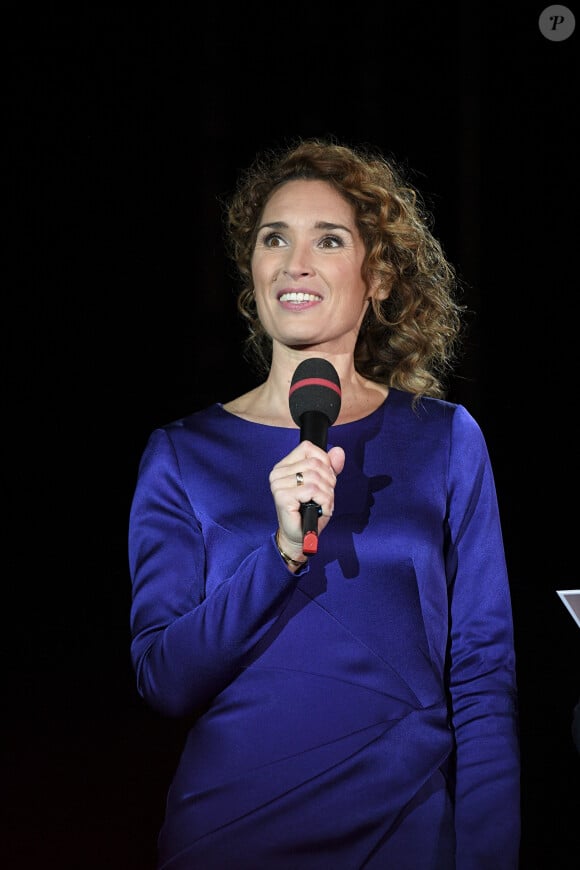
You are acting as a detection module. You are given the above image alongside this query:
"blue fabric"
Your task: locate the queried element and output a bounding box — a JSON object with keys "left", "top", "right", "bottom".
{"left": 129, "top": 388, "right": 520, "bottom": 869}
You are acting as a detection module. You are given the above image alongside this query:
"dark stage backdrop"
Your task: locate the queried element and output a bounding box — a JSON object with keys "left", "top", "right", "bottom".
{"left": 5, "top": 5, "right": 578, "bottom": 869}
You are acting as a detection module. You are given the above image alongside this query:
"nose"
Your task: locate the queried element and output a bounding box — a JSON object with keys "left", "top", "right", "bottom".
{"left": 282, "top": 240, "right": 314, "bottom": 279}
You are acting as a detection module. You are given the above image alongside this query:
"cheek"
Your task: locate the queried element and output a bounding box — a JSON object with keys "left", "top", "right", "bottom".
{"left": 250, "top": 253, "right": 259, "bottom": 283}
{"left": 335, "top": 266, "right": 368, "bottom": 302}
{"left": 251, "top": 253, "right": 272, "bottom": 290}
{"left": 253, "top": 287, "right": 274, "bottom": 330}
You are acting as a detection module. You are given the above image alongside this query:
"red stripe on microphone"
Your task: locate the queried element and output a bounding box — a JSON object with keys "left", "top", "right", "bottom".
{"left": 289, "top": 377, "right": 342, "bottom": 397}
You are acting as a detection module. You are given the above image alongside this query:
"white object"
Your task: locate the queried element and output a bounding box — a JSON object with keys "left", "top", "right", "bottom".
{"left": 556, "top": 589, "right": 580, "bottom": 628}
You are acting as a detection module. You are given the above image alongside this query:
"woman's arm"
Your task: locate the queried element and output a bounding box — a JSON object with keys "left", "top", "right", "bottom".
{"left": 128, "top": 428, "right": 300, "bottom": 718}
{"left": 445, "top": 406, "right": 521, "bottom": 869}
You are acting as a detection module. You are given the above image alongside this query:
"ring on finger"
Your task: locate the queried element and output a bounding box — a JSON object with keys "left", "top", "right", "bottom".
{"left": 296, "top": 471, "right": 304, "bottom": 486}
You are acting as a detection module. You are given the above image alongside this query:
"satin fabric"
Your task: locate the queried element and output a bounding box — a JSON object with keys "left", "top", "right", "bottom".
{"left": 128, "top": 388, "right": 520, "bottom": 869}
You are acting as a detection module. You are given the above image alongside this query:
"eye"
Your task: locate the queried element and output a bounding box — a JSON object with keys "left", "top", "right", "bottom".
{"left": 319, "top": 235, "right": 343, "bottom": 249}
{"left": 261, "top": 232, "right": 287, "bottom": 248}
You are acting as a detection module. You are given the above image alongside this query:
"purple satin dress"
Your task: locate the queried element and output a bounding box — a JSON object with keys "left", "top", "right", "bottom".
{"left": 128, "top": 388, "right": 520, "bottom": 869}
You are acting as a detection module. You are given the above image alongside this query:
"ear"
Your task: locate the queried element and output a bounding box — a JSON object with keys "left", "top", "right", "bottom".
{"left": 367, "top": 274, "right": 391, "bottom": 301}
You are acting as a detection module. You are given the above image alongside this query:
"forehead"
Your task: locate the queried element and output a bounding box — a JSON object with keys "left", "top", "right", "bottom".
{"left": 262, "top": 179, "right": 355, "bottom": 224}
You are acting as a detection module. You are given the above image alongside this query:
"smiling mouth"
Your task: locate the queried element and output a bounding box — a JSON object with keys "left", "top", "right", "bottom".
{"left": 278, "top": 292, "right": 322, "bottom": 303}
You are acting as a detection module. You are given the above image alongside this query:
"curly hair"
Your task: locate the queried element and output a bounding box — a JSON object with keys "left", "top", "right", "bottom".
{"left": 225, "top": 137, "right": 465, "bottom": 399}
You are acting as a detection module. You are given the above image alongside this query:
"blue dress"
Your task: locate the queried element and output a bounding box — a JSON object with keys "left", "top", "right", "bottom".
{"left": 128, "top": 388, "right": 520, "bottom": 869}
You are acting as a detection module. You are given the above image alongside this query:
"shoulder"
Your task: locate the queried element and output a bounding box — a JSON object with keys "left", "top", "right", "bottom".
{"left": 221, "top": 385, "right": 262, "bottom": 417}
{"left": 390, "top": 389, "right": 479, "bottom": 430}
{"left": 134, "top": 403, "right": 241, "bottom": 484}
{"left": 139, "top": 403, "right": 228, "bottom": 456}
{"left": 387, "top": 390, "right": 488, "bottom": 457}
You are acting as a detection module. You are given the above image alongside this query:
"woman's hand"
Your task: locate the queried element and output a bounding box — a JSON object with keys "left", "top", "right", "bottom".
{"left": 269, "top": 441, "right": 346, "bottom": 562}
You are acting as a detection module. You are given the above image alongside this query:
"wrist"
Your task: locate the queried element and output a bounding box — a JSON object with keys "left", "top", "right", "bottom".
{"left": 275, "top": 529, "right": 308, "bottom": 571}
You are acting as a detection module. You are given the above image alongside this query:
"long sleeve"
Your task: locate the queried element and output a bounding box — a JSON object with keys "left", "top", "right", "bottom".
{"left": 445, "top": 406, "right": 521, "bottom": 869}
{"left": 128, "top": 427, "right": 299, "bottom": 718}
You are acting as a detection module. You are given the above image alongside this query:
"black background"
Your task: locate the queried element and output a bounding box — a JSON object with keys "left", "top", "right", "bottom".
{"left": 4, "top": 5, "right": 579, "bottom": 868}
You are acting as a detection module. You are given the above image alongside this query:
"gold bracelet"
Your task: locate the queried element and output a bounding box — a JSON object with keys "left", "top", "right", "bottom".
{"left": 275, "top": 529, "right": 308, "bottom": 568}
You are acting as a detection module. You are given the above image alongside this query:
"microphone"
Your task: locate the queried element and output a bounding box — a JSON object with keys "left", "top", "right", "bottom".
{"left": 289, "top": 358, "right": 342, "bottom": 554}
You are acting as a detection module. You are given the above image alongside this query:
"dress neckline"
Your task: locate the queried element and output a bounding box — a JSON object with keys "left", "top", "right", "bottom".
{"left": 216, "top": 391, "right": 393, "bottom": 432}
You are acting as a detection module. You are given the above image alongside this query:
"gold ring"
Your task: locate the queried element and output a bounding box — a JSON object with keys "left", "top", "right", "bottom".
{"left": 296, "top": 472, "right": 304, "bottom": 486}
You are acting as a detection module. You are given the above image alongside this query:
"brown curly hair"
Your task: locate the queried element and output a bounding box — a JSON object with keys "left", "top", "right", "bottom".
{"left": 225, "top": 137, "right": 465, "bottom": 399}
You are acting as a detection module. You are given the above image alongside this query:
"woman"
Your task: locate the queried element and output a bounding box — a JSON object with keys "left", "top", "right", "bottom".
{"left": 129, "top": 138, "right": 520, "bottom": 868}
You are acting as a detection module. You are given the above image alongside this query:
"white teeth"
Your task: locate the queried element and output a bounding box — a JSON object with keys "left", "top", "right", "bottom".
{"left": 279, "top": 292, "right": 321, "bottom": 303}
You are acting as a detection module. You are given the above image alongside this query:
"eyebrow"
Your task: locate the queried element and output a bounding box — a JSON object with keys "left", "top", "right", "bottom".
{"left": 256, "top": 220, "right": 354, "bottom": 236}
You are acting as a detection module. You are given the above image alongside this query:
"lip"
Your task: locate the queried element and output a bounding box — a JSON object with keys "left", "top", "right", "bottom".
{"left": 277, "top": 289, "right": 323, "bottom": 309}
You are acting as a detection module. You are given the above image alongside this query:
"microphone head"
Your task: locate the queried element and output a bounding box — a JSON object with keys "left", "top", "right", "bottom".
{"left": 289, "top": 358, "right": 342, "bottom": 427}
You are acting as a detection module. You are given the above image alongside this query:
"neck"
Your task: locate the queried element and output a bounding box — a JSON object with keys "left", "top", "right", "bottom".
{"left": 261, "top": 348, "right": 387, "bottom": 426}
{"left": 267, "top": 346, "right": 358, "bottom": 396}
{"left": 223, "top": 347, "right": 387, "bottom": 427}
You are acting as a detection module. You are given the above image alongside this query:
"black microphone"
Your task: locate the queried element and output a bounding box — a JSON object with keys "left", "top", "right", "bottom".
{"left": 289, "top": 358, "right": 342, "bottom": 554}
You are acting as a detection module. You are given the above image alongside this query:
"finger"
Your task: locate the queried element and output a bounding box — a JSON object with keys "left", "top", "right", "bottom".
{"left": 270, "top": 466, "right": 336, "bottom": 530}
{"left": 270, "top": 444, "right": 345, "bottom": 544}
{"left": 270, "top": 455, "right": 337, "bottom": 493}
{"left": 328, "top": 445, "right": 346, "bottom": 475}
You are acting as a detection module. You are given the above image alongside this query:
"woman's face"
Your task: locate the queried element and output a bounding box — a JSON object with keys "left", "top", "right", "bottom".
{"left": 251, "top": 179, "right": 375, "bottom": 355}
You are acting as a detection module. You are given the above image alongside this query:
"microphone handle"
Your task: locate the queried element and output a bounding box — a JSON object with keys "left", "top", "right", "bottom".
{"left": 298, "top": 411, "right": 329, "bottom": 555}
{"left": 300, "top": 410, "right": 329, "bottom": 448}
{"left": 300, "top": 501, "right": 322, "bottom": 555}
